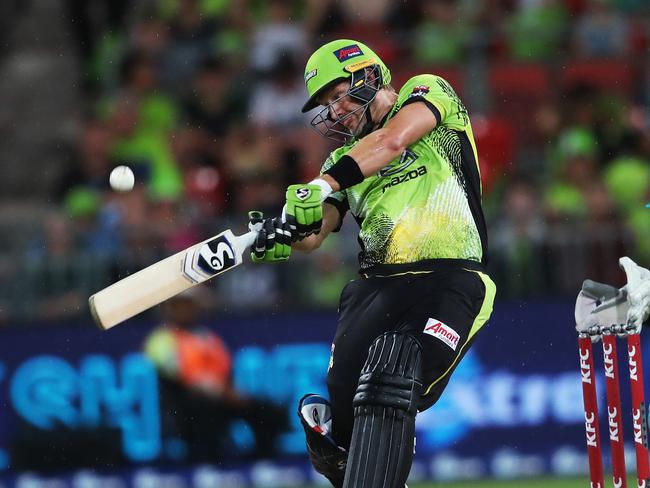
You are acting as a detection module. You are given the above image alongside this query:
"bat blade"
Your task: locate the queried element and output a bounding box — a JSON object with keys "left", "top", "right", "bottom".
{"left": 89, "top": 229, "right": 255, "bottom": 330}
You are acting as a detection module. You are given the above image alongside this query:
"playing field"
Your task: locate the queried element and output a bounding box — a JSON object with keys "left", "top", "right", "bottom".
{"left": 302, "top": 478, "right": 590, "bottom": 488}
{"left": 409, "top": 479, "right": 590, "bottom": 488}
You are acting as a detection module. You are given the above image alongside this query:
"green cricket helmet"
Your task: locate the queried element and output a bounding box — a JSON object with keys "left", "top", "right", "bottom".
{"left": 302, "top": 39, "right": 391, "bottom": 113}
{"left": 302, "top": 39, "right": 391, "bottom": 141}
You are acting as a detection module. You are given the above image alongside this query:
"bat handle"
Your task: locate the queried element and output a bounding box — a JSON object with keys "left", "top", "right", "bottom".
{"left": 232, "top": 229, "right": 258, "bottom": 259}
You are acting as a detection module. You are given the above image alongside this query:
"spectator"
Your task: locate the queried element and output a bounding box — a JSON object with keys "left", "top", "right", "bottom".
{"left": 572, "top": 0, "right": 631, "bottom": 58}
{"left": 224, "top": 124, "right": 284, "bottom": 214}
{"left": 412, "top": 0, "right": 471, "bottom": 65}
{"left": 108, "top": 93, "right": 184, "bottom": 201}
{"left": 505, "top": 0, "right": 568, "bottom": 61}
{"left": 20, "top": 212, "right": 105, "bottom": 322}
{"left": 144, "top": 287, "right": 288, "bottom": 461}
{"left": 249, "top": 53, "right": 309, "bottom": 129}
{"left": 170, "top": 127, "right": 229, "bottom": 218}
{"left": 57, "top": 120, "right": 115, "bottom": 200}
{"left": 544, "top": 128, "right": 600, "bottom": 223}
{"left": 603, "top": 156, "right": 650, "bottom": 215}
{"left": 159, "top": 0, "right": 222, "bottom": 92}
{"left": 490, "top": 179, "right": 548, "bottom": 297}
{"left": 182, "top": 58, "right": 234, "bottom": 137}
{"left": 249, "top": 0, "right": 308, "bottom": 73}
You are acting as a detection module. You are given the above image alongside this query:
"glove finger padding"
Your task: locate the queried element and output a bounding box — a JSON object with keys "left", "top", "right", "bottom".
{"left": 264, "top": 219, "right": 276, "bottom": 251}
{"left": 253, "top": 227, "right": 268, "bottom": 261}
{"left": 270, "top": 218, "right": 290, "bottom": 259}
{"left": 273, "top": 218, "right": 292, "bottom": 246}
{"left": 251, "top": 217, "right": 292, "bottom": 263}
{"left": 249, "top": 211, "right": 266, "bottom": 260}
{"left": 305, "top": 208, "right": 322, "bottom": 235}
{"left": 285, "top": 183, "right": 323, "bottom": 239}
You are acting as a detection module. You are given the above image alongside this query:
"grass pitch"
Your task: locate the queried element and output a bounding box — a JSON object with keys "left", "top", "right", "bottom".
{"left": 409, "top": 478, "right": 589, "bottom": 487}
{"left": 302, "top": 478, "right": 590, "bottom": 488}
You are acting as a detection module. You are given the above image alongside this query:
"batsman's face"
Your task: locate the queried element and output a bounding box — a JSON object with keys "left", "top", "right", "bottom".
{"left": 319, "top": 80, "right": 365, "bottom": 135}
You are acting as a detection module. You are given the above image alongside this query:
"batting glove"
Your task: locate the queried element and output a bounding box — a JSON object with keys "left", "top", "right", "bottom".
{"left": 284, "top": 183, "right": 323, "bottom": 241}
{"left": 249, "top": 211, "right": 292, "bottom": 263}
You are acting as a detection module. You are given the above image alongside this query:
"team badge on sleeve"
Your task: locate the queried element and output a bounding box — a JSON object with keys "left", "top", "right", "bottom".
{"left": 408, "top": 85, "right": 430, "bottom": 99}
{"left": 424, "top": 318, "right": 460, "bottom": 350}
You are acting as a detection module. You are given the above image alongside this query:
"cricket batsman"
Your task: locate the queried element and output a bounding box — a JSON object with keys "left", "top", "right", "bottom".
{"left": 249, "top": 39, "right": 496, "bottom": 488}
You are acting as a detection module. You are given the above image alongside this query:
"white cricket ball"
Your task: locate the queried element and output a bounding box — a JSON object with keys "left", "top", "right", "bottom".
{"left": 109, "top": 165, "right": 135, "bottom": 192}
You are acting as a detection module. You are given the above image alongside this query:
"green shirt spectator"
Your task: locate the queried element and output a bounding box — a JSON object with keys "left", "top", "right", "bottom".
{"left": 505, "top": 1, "right": 568, "bottom": 60}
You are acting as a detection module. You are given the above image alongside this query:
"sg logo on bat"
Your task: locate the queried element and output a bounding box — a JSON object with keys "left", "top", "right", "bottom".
{"left": 182, "top": 233, "right": 237, "bottom": 283}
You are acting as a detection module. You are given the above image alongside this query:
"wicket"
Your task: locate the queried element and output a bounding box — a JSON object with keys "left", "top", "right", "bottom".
{"left": 579, "top": 324, "right": 650, "bottom": 488}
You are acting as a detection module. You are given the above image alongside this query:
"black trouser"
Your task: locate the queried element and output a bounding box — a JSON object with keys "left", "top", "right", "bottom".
{"left": 326, "top": 267, "right": 495, "bottom": 449}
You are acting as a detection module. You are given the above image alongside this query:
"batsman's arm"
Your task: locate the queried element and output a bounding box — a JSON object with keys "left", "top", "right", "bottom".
{"left": 319, "top": 103, "right": 438, "bottom": 192}
{"left": 292, "top": 203, "right": 340, "bottom": 253}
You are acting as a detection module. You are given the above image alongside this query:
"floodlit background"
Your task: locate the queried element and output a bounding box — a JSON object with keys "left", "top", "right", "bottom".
{"left": 0, "top": 0, "right": 649, "bottom": 486}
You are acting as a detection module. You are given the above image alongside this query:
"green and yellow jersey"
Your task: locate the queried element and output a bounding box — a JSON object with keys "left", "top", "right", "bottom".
{"left": 322, "top": 74, "right": 488, "bottom": 274}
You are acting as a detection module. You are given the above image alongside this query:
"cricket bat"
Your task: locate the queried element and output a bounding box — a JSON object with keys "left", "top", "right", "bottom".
{"left": 89, "top": 227, "right": 258, "bottom": 330}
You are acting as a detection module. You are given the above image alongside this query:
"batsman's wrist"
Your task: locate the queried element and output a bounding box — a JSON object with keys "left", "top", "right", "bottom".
{"left": 308, "top": 178, "right": 334, "bottom": 201}
{"left": 323, "top": 155, "right": 364, "bottom": 191}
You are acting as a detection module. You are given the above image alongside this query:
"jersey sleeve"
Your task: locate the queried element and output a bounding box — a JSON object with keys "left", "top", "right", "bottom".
{"left": 396, "top": 74, "right": 470, "bottom": 131}
{"left": 320, "top": 148, "right": 350, "bottom": 232}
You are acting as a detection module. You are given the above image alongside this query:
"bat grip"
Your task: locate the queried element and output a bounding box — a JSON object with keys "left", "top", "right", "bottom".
{"left": 238, "top": 229, "right": 260, "bottom": 263}
{"left": 239, "top": 230, "right": 258, "bottom": 250}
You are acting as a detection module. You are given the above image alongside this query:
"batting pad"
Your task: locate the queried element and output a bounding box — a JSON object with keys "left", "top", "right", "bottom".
{"left": 343, "top": 332, "right": 423, "bottom": 488}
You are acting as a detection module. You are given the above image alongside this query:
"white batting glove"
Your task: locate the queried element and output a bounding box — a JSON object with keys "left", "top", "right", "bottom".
{"left": 619, "top": 257, "right": 650, "bottom": 333}
{"left": 575, "top": 280, "right": 629, "bottom": 341}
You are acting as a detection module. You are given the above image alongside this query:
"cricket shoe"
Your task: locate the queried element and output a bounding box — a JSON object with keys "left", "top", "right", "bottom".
{"left": 298, "top": 394, "right": 347, "bottom": 486}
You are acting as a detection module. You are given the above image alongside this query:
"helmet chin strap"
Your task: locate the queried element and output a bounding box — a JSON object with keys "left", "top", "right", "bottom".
{"left": 355, "top": 102, "right": 376, "bottom": 139}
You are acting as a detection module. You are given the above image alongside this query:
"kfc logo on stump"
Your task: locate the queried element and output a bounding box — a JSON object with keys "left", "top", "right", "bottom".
{"left": 424, "top": 318, "right": 460, "bottom": 351}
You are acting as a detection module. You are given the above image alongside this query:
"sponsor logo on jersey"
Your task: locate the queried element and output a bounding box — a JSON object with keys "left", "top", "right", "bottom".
{"left": 408, "top": 85, "right": 430, "bottom": 99}
{"left": 295, "top": 188, "right": 312, "bottom": 201}
{"left": 379, "top": 149, "right": 418, "bottom": 177}
{"left": 381, "top": 165, "right": 427, "bottom": 193}
{"left": 305, "top": 68, "right": 317, "bottom": 83}
{"left": 424, "top": 318, "right": 460, "bottom": 350}
{"left": 333, "top": 44, "right": 364, "bottom": 62}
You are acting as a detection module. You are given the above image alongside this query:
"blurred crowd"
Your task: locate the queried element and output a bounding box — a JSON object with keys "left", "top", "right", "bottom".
{"left": 2, "top": 0, "right": 650, "bottom": 324}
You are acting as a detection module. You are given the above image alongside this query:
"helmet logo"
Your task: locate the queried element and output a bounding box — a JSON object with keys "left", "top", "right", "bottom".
{"left": 295, "top": 188, "right": 311, "bottom": 201}
{"left": 333, "top": 44, "right": 364, "bottom": 62}
{"left": 305, "top": 69, "right": 317, "bottom": 83}
{"left": 344, "top": 59, "right": 376, "bottom": 73}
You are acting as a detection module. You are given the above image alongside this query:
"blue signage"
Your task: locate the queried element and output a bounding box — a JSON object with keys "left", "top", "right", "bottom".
{"left": 0, "top": 300, "right": 647, "bottom": 482}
